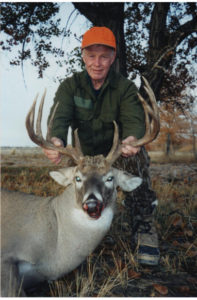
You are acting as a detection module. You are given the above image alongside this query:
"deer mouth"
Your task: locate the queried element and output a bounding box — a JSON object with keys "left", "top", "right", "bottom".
{"left": 83, "top": 200, "right": 104, "bottom": 219}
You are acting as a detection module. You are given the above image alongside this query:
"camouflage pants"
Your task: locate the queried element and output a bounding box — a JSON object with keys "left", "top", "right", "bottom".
{"left": 113, "top": 147, "right": 157, "bottom": 237}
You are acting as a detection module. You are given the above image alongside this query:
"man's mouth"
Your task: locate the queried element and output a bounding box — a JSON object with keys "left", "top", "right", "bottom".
{"left": 92, "top": 69, "right": 103, "bottom": 73}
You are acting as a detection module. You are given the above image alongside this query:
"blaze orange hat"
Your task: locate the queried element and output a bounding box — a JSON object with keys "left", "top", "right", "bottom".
{"left": 82, "top": 27, "right": 116, "bottom": 50}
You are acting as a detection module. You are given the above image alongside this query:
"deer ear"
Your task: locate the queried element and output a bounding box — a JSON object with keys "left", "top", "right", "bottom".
{"left": 50, "top": 167, "right": 76, "bottom": 187}
{"left": 112, "top": 168, "right": 142, "bottom": 192}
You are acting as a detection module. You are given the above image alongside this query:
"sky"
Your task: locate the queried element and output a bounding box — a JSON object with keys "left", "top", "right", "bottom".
{"left": 1, "top": 2, "right": 89, "bottom": 147}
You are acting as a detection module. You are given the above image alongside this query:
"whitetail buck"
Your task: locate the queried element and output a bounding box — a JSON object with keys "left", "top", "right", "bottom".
{"left": 1, "top": 77, "right": 159, "bottom": 297}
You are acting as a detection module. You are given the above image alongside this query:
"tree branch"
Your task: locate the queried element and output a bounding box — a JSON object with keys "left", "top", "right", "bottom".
{"left": 151, "top": 32, "right": 184, "bottom": 73}
{"left": 169, "top": 15, "right": 197, "bottom": 46}
{"left": 73, "top": 3, "right": 124, "bottom": 25}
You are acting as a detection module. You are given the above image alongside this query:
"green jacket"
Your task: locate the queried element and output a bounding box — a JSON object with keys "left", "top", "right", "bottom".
{"left": 49, "top": 70, "right": 145, "bottom": 156}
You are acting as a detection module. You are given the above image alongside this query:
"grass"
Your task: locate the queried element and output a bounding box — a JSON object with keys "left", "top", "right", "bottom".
{"left": 148, "top": 150, "right": 196, "bottom": 164}
{"left": 1, "top": 166, "right": 64, "bottom": 196}
{"left": 1, "top": 154, "right": 197, "bottom": 297}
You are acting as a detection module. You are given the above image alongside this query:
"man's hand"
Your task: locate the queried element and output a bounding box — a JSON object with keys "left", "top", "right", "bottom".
{"left": 43, "top": 137, "right": 63, "bottom": 164}
{"left": 121, "top": 136, "right": 141, "bottom": 157}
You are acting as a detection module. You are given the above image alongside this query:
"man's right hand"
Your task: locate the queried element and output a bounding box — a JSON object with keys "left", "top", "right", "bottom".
{"left": 43, "top": 137, "right": 63, "bottom": 165}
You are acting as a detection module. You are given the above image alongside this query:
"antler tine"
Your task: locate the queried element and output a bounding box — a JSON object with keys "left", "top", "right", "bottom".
{"left": 142, "top": 76, "right": 159, "bottom": 120}
{"left": 26, "top": 91, "right": 83, "bottom": 164}
{"left": 74, "top": 128, "right": 84, "bottom": 158}
{"left": 26, "top": 94, "right": 39, "bottom": 144}
{"left": 36, "top": 89, "right": 46, "bottom": 139}
{"left": 142, "top": 76, "right": 160, "bottom": 138}
{"left": 137, "top": 94, "right": 151, "bottom": 135}
{"left": 127, "top": 76, "right": 160, "bottom": 147}
{"left": 46, "top": 101, "right": 59, "bottom": 141}
{"left": 106, "top": 121, "right": 122, "bottom": 164}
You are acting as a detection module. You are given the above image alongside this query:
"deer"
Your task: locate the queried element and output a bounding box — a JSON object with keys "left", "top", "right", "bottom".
{"left": 1, "top": 77, "right": 159, "bottom": 297}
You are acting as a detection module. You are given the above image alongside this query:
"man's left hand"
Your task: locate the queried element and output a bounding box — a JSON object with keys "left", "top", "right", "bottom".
{"left": 121, "top": 136, "right": 141, "bottom": 157}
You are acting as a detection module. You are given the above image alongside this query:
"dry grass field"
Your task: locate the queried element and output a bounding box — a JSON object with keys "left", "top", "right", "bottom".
{"left": 1, "top": 147, "right": 197, "bottom": 297}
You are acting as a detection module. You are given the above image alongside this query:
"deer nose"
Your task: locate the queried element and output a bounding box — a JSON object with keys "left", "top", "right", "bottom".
{"left": 85, "top": 200, "right": 97, "bottom": 212}
{"left": 83, "top": 194, "right": 104, "bottom": 219}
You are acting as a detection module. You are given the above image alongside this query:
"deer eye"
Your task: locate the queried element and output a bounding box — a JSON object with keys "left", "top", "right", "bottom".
{"left": 75, "top": 176, "right": 82, "bottom": 182}
{"left": 106, "top": 176, "right": 114, "bottom": 182}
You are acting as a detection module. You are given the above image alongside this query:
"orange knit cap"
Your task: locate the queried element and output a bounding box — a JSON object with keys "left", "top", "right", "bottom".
{"left": 81, "top": 27, "right": 116, "bottom": 50}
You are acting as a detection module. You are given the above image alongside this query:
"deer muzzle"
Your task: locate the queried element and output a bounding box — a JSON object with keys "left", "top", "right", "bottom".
{"left": 83, "top": 194, "right": 104, "bottom": 219}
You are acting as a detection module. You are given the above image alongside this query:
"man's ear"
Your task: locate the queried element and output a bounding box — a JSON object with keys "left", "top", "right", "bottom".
{"left": 110, "top": 51, "right": 116, "bottom": 65}
{"left": 82, "top": 49, "right": 86, "bottom": 64}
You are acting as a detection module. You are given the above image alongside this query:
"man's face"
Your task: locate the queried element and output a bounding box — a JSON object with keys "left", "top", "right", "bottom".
{"left": 82, "top": 45, "right": 116, "bottom": 83}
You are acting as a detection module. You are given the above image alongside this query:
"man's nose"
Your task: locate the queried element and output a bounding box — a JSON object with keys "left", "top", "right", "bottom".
{"left": 94, "top": 57, "right": 101, "bottom": 66}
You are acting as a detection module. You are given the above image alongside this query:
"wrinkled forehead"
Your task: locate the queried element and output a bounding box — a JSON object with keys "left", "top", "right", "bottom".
{"left": 77, "top": 155, "right": 110, "bottom": 175}
{"left": 84, "top": 44, "right": 114, "bottom": 53}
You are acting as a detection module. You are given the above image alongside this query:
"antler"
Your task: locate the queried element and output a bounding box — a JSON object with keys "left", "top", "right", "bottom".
{"left": 106, "top": 121, "right": 122, "bottom": 164}
{"left": 127, "top": 76, "right": 160, "bottom": 147}
{"left": 26, "top": 90, "right": 84, "bottom": 164}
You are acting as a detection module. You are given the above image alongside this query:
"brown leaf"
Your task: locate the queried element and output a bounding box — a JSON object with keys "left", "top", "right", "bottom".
{"left": 172, "top": 240, "right": 180, "bottom": 247}
{"left": 153, "top": 284, "right": 168, "bottom": 295}
{"left": 128, "top": 269, "right": 141, "bottom": 279}
{"left": 171, "top": 215, "right": 184, "bottom": 227}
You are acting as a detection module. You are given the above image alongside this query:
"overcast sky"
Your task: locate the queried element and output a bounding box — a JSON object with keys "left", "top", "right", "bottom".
{"left": 1, "top": 2, "right": 89, "bottom": 147}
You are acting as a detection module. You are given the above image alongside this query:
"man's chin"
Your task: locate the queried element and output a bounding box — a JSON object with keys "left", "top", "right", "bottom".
{"left": 91, "top": 74, "right": 104, "bottom": 80}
